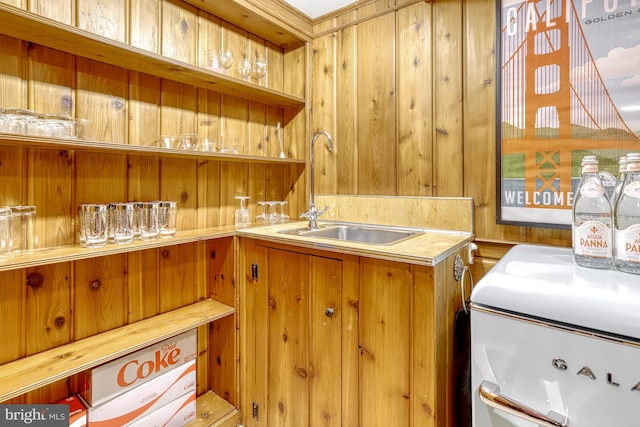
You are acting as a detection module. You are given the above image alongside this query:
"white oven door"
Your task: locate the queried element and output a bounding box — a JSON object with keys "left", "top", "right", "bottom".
{"left": 471, "top": 307, "right": 640, "bottom": 427}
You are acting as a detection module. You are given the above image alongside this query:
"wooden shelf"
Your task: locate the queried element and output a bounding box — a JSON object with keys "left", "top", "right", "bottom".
{"left": 184, "top": 0, "right": 312, "bottom": 50}
{"left": 0, "top": 3, "right": 306, "bottom": 110}
{"left": 0, "top": 226, "right": 241, "bottom": 272}
{"left": 0, "top": 299, "right": 235, "bottom": 402}
{"left": 0, "top": 134, "right": 305, "bottom": 165}
{"left": 189, "top": 391, "right": 241, "bottom": 427}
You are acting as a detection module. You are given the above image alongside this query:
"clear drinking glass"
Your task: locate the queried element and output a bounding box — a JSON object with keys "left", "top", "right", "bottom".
{"left": 235, "top": 196, "right": 251, "bottom": 228}
{"left": 10, "top": 206, "right": 37, "bottom": 252}
{"left": 0, "top": 207, "right": 13, "bottom": 258}
{"left": 237, "top": 52, "right": 252, "bottom": 81}
{"left": 275, "top": 201, "right": 289, "bottom": 223}
{"left": 205, "top": 49, "right": 222, "bottom": 72}
{"left": 108, "top": 202, "right": 135, "bottom": 244}
{"left": 221, "top": 49, "right": 234, "bottom": 75}
{"left": 138, "top": 201, "right": 160, "bottom": 240}
{"left": 78, "top": 204, "right": 108, "bottom": 248}
{"left": 252, "top": 54, "right": 267, "bottom": 85}
{"left": 158, "top": 201, "right": 177, "bottom": 237}
{"left": 219, "top": 134, "right": 240, "bottom": 154}
{"left": 256, "top": 201, "right": 268, "bottom": 224}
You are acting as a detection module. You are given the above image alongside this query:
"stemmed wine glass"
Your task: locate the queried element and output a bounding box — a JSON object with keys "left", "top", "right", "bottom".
{"left": 220, "top": 49, "right": 234, "bottom": 75}
{"left": 252, "top": 54, "right": 267, "bottom": 86}
{"left": 238, "top": 52, "right": 252, "bottom": 81}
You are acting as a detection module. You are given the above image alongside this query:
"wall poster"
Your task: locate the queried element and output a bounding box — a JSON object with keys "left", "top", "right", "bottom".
{"left": 497, "top": 0, "right": 640, "bottom": 228}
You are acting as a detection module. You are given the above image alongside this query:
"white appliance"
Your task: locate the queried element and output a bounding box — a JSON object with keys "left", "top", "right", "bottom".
{"left": 470, "top": 244, "right": 640, "bottom": 426}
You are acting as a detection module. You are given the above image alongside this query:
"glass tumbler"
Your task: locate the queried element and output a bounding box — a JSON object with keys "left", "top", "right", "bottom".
{"left": 138, "top": 201, "right": 160, "bottom": 240}
{"left": 108, "top": 203, "right": 135, "bottom": 244}
{"left": 10, "top": 206, "right": 37, "bottom": 252}
{"left": 78, "top": 204, "right": 108, "bottom": 248}
{"left": 158, "top": 201, "right": 177, "bottom": 237}
{"left": 0, "top": 207, "right": 12, "bottom": 258}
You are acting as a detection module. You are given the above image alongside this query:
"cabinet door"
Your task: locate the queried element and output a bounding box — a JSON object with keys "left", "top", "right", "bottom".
{"left": 242, "top": 242, "right": 356, "bottom": 427}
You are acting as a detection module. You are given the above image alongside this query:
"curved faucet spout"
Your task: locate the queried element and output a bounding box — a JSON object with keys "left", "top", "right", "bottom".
{"left": 302, "top": 130, "right": 334, "bottom": 229}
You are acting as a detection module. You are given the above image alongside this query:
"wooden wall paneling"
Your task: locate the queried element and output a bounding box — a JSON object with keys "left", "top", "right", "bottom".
{"left": 197, "top": 10, "right": 222, "bottom": 69}
{"left": 76, "top": 0, "right": 126, "bottom": 43}
{"left": 433, "top": 0, "right": 464, "bottom": 197}
{"left": 127, "top": 248, "right": 160, "bottom": 322}
{"left": 25, "top": 263, "right": 71, "bottom": 354}
{"left": 308, "top": 255, "right": 342, "bottom": 426}
{"left": 161, "top": 0, "right": 197, "bottom": 64}
{"left": 161, "top": 158, "right": 198, "bottom": 230}
{"left": 196, "top": 157, "right": 221, "bottom": 228}
{"left": 76, "top": 58, "right": 128, "bottom": 144}
{"left": 208, "top": 237, "right": 237, "bottom": 405}
{"left": 73, "top": 255, "right": 128, "bottom": 340}
{"left": 0, "top": 147, "right": 24, "bottom": 207}
{"left": 128, "top": 72, "right": 161, "bottom": 146}
{"left": 356, "top": 13, "right": 397, "bottom": 195}
{"left": 158, "top": 243, "right": 197, "bottom": 312}
{"left": 0, "top": 0, "right": 21, "bottom": 8}
{"left": 266, "top": 40, "right": 284, "bottom": 93}
{"left": 397, "top": 3, "right": 433, "bottom": 197}
{"left": 129, "top": 0, "right": 160, "bottom": 53}
{"left": 219, "top": 162, "right": 251, "bottom": 225}
{"left": 267, "top": 248, "right": 309, "bottom": 427}
{"left": 0, "top": 35, "right": 26, "bottom": 107}
{"left": 309, "top": 33, "right": 337, "bottom": 196}
{"left": 28, "top": 0, "right": 73, "bottom": 25}
{"left": 248, "top": 101, "right": 266, "bottom": 157}
{"left": 282, "top": 44, "right": 305, "bottom": 156}
{"left": 74, "top": 152, "right": 127, "bottom": 204}
{"left": 28, "top": 45, "right": 75, "bottom": 248}
{"left": 195, "top": 238, "right": 209, "bottom": 396}
{"left": 220, "top": 95, "right": 248, "bottom": 153}
{"left": 265, "top": 164, "right": 285, "bottom": 203}
{"left": 0, "top": 270, "right": 25, "bottom": 366}
{"left": 336, "top": 26, "right": 357, "bottom": 195}
{"left": 263, "top": 105, "right": 279, "bottom": 158}
{"left": 412, "top": 265, "right": 436, "bottom": 427}
{"left": 340, "top": 255, "right": 359, "bottom": 427}
{"left": 462, "top": 0, "right": 525, "bottom": 248}
{"left": 24, "top": 263, "right": 72, "bottom": 403}
{"left": 359, "top": 258, "right": 411, "bottom": 426}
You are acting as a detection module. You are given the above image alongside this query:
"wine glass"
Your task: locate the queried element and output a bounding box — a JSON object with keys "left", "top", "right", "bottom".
{"left": 237, "top": 52, "right": 252, "bottom": 81}
{"left": 252, "top": 54, "right": 267, "bottom": 85}
{"left": 220, "top": 49, "right": 234, "bottom": 75}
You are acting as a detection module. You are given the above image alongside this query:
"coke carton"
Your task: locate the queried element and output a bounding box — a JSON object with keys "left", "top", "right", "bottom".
{"left": 126, "top": 390, "right": 196, "bottom": 426}
{"left": 79, "top": 329, "right": 196, "bottom": 406}
{"left": 83, "top": 359, "right": 196, "bottom": 427}
{"left": 55, "top": 395, "right": 86, "bottom": 427}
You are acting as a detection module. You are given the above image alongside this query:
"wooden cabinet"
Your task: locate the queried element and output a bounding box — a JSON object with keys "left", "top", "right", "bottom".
{"left": 0, "top": 1, "right": 307, "bottom": 425}
{"left": 239, "top": 238, "right": 466, "bottom": 427}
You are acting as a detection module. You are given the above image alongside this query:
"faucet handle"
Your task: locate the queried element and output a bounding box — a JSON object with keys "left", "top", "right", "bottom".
{"left": 317, "top": 205, "right": 330, "bottom": 217}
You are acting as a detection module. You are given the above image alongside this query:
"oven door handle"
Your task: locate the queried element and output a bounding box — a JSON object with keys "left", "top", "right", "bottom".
{"left": 479, "top": 381, "right": 568, "bottom": 427}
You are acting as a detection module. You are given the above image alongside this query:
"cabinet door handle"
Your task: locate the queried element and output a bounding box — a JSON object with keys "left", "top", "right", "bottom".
{"left": 478, "top": 381, "right": 568, "bottom": 427}
{"left": 325, "top": 307, "right": 335, "bottom": 318}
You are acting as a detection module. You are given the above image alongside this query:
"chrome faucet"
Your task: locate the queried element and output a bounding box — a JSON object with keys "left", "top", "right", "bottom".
{"left": 300, "top": 130, "right": 334, "bottom": 229}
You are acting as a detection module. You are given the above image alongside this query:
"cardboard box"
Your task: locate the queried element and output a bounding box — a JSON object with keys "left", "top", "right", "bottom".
{"left": 55, "top": 395, "right": 86, "bottom": 427}
{"left": 126, "top": 390, "right": 196, "bottom": 427}
{"left": 79, "top": 329, "right": 197, "bottom": 406}
{"left": 84, "top": 359, "right": 196, "bottom": 427}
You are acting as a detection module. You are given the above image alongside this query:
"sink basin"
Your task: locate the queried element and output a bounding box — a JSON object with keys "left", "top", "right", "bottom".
{"left": 279, "top": 224, "right": 422, "bottom": 245}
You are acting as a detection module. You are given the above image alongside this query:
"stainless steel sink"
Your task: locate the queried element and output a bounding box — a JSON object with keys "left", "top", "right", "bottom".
{"left": 278, "top": 224, "right": 422, "bottom": 245}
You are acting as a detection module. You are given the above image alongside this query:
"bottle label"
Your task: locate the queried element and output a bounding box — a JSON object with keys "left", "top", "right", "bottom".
{"left": 623, "top": 181, "right": 640, "bottom": 198}
{"left": 628, "top": 162, "right": 640, "bottom": 173}
{"left": 580, "top": 181, "right": 605, "bottom": 198}
{"left": 615, "top": 224, "right": 640, "bottom": 262}
{"left": 582, "top": 164, "right": 598, "bottom": 174}
{"left": 573, "top": 220, "right": 612, "bottom": 258}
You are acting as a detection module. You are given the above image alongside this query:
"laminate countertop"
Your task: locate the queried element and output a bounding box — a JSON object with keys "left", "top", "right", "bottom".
{"left": 235, "top": 220, "right": 474, "bottom": 266}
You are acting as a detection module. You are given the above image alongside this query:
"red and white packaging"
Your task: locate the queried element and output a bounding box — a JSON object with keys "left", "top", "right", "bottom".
{"left": 79, "top": 329, "right": 197, "bottom": 406}
{"left": 56, "top": 395, "right": 86, "bottom": 427}
{"left": 126, "top": 390, "right": 196, "bottom": 427}
{"left": 84, "top": 359, "right": 196, "bottom": 427}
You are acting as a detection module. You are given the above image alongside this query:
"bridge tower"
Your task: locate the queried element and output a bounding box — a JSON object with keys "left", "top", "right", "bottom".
{"left": 524, "top": 0, "right": 572, "bottom": 206}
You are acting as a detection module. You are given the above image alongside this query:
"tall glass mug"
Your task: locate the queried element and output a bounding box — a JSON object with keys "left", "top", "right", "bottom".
{"left": 138, "top": 202, "right": 160, "bottom": 240}
{"left": 158, "top": 201, "right": 177, "bottom": 238}
{"left": 0, "top": 208, "right": 12, "bottom": 258}
{"left": 108, "top": 203, "right": 134, "bottom": 244}
{"left": 78, "top": 204, "right": 108, "bottom": 248}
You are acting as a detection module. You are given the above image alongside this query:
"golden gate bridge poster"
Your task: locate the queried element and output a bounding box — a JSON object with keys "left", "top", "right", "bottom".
{"left": 497, "top": 0, "right": 640, "bottom": 228}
